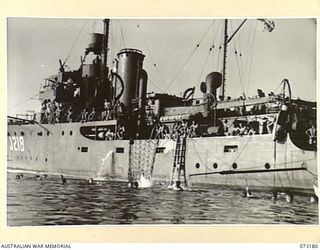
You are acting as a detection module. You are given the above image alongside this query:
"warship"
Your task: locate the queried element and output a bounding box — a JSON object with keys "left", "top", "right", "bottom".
{"left": 7, "top": 19, "right": 317, "bottom": 198}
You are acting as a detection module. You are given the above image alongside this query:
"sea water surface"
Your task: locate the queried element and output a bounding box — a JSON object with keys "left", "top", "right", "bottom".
{"left": 7, "top": 172, "right": 318, "bottom": 226}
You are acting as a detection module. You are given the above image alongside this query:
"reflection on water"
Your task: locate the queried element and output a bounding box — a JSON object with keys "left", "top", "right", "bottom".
{"left": 7, "top": 173, "right": 318, "bottom": 226}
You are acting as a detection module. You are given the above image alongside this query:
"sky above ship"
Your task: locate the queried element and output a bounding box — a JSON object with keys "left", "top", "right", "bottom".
{"left": 7, "top": 18, "right": 316, "bottom": 116}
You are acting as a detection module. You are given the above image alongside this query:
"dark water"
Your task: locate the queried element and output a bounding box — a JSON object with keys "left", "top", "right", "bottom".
{"left": 7, "top": 173, "right": 318, "bottom": 226}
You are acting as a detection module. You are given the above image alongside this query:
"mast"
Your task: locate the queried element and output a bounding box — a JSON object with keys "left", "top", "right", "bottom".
{"left": 221, "top": 19, "right": 247, "bottom": 100}
{"left": 221, "top": 19, "right": 228, "bottom": 100}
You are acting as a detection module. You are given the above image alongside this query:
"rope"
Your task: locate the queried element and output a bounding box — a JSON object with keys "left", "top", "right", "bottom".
{"left": 232, "top": 136, "right": 252, "bottom": 163}
{"left": 148, "top": 78, "right": 165, "bottom": 92}
{"left": 8, "top": 93, "right": 39, "bottom": 110}
{"left": 235, "top": 20, "right": 245, "bottom": 81}
{"left": 163, "top": 21, "right": 215, "bottom": 93}
{"left": 216, "top": 21, "right": 225, "bottom": 71}
{"left": 63, "top": 20, "right": 88, "bottom": 65}
{"left": 119, "top": 20, "right": 126, "bottom": 48}
{"left": 230, "top": 21, "right": 245, "bottom": 95}
{"left": 196, "top": 49, "right": 212, "bottom": 85}
{"left": 245, "top": 21, "right": 258, "bottom": 94}
{"left": 242, "top": 21, "right": 254, "bottom": 92}
{"left": 211, "top": 20, "right": 222, "bottom": 70}
{"left": 135, "top": 22, "right": 168, "bottom": 89}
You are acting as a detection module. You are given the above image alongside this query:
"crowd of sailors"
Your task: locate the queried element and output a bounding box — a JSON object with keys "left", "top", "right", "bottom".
{"left": 39, "top": 99, "right": 123, "bottom": 124}
{"left": 152, "top": 120, "right": 199, "bottom": 139}
{"left": 151, "top": 117, "right": 276, "bottom": 139}
{"left": 38, "top": 99, "right": 316, "bottom": 145}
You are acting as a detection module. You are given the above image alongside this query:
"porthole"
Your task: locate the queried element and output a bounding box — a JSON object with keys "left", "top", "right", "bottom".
{"left": 21, "top": 132, "right": 25, "bottom": 136}
{"left": 232, "top": 162, "right": 238, "bottom": 169}
{"left": 116, "top": 147, "right": 124, "bottom": 153}
{"left": 81, "top": 147, "right": 88, "bottom": 153}
{"left": 213, "top": 163, "right": 218, "bottom": 169}
{"left": 36, "top": 157, "right": 38, "bottom": 161}
{"left": 62, "top": 131, "right": 65, "bottom": 136}
{"left": 70, "top": 131, "right": 73, "bottom": 136}
{"left": 265, "top": 163, "right": 271, "bottom": 169}
{"left": 14, "top": 132, "right": 17, "bottom": 136}
{"left": 7, "top": 132, "right": 10, "bottom": 136}
{"left": 47, "top": 131, "right": 50, "bottom": 136}
{"left": 195, "top": 163, "right": 200, "bottom": 169}
{"left": 45, "top": 158, "right": 48, "bottom": 162}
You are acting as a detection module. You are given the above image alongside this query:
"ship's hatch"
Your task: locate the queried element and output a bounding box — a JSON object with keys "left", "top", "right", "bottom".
{"left": 80, "top": 124, "right": 117, "bottom": 140}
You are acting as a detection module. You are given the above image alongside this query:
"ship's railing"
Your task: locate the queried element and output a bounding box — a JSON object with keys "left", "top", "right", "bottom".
{"left": 7, "top": 115, "right": 36, "bottom": 125}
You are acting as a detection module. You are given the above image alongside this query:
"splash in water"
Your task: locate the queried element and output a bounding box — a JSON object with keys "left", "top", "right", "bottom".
{"left": 97, "top": 150, "right": 114, "bottom": 178}
{"left": 138, "top": 175, "right": 153, "bottom": 188}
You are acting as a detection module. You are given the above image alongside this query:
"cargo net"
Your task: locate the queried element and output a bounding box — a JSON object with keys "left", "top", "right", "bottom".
{"left": 128, "top": 139, "right": 159, "bottom": 188}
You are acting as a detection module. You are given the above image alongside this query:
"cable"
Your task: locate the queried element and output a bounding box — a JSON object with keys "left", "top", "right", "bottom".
{"left": 245, "top": 21, "right": 258, "bottom": 95}
{"left": 230, "top": 21, "right": 245, "bottom": 95}
{"left": 119, "top": 20, "right": 126, "bottom": 48}
{"left": 63, "top": 20, "right": 88, "bottom": 65}
{"left": 196, "top": 49, "right": 212, "bottom": 85}
{"left": 163, "top": 21, "right": 216, "bottom": 93}
{"left": 8, "top": 93, "right": 39, "bottom": 110}
{"left": 217, "top": 21, "right": 224, "bottom": 71}
{"left": 135, "top": 22, "right": 168, "bottom": 89}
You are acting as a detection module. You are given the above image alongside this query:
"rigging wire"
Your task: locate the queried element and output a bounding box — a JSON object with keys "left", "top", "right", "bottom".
{"left": 148, "top": 77, "right": 165, "bottom": 93}
{"left": 196, "top": 49, "right": 212, "bottom": 85}
{"left": 91, "top": 20, "right": 96, "bottom": 33}
{"left": 63, "top": 20, "right": 88, "bottom": 66}
{"left": 235, "top": 20, "right": 246, "bottom": 92}
{"left": 196, "top": 20, "right": 219, "bottom": 84}
{"left": 245, "top": 21, "right": 258, "bottom": 95}
{"left": 210, "top": 22, "right": 219, "bottom": 71}
{"left": 216, "top": 21, "right": 224, "bottom": 71}
{"left": 243, "top": 20, "right": 254, "bottom": 91}
{"left": 163, "top": 21, "right": 216, "bottom": 93}
{"left": 8, "top": 93, "right": 40, "bottom": 110}
{"left": 119, "top": 20, "right": 126, "bottom": 48}
{"left": 135, "top": 21, "right": 168, "bottom": 89}
{"left": 230, "top": 21, "right": 245, "bottom": 96}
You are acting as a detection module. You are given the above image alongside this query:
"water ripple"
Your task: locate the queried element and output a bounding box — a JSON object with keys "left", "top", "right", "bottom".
{"left": 7, "top": 173, "right": 318, "bottom": 226}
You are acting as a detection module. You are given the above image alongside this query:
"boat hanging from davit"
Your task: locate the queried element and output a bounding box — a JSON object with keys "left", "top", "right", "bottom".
{"left": 7, "top": 18, "right": 317, "bottom": 199}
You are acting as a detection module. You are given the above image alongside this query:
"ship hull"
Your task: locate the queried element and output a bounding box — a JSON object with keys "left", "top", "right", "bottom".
{"left": 7, "top": 121, "right": 317, "bottom": 195}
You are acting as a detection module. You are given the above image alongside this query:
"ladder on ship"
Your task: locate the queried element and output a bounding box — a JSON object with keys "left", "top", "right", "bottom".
{"left": 169, "top": 135, "right": 188, "bottom": 190}
{"left": 128, "top": 139, "right": 159, "bottom": 188}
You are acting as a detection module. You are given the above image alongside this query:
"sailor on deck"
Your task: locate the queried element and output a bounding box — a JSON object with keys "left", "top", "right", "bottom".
{"left": 306, "top": 125, "right": 317, "bottom": 145}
